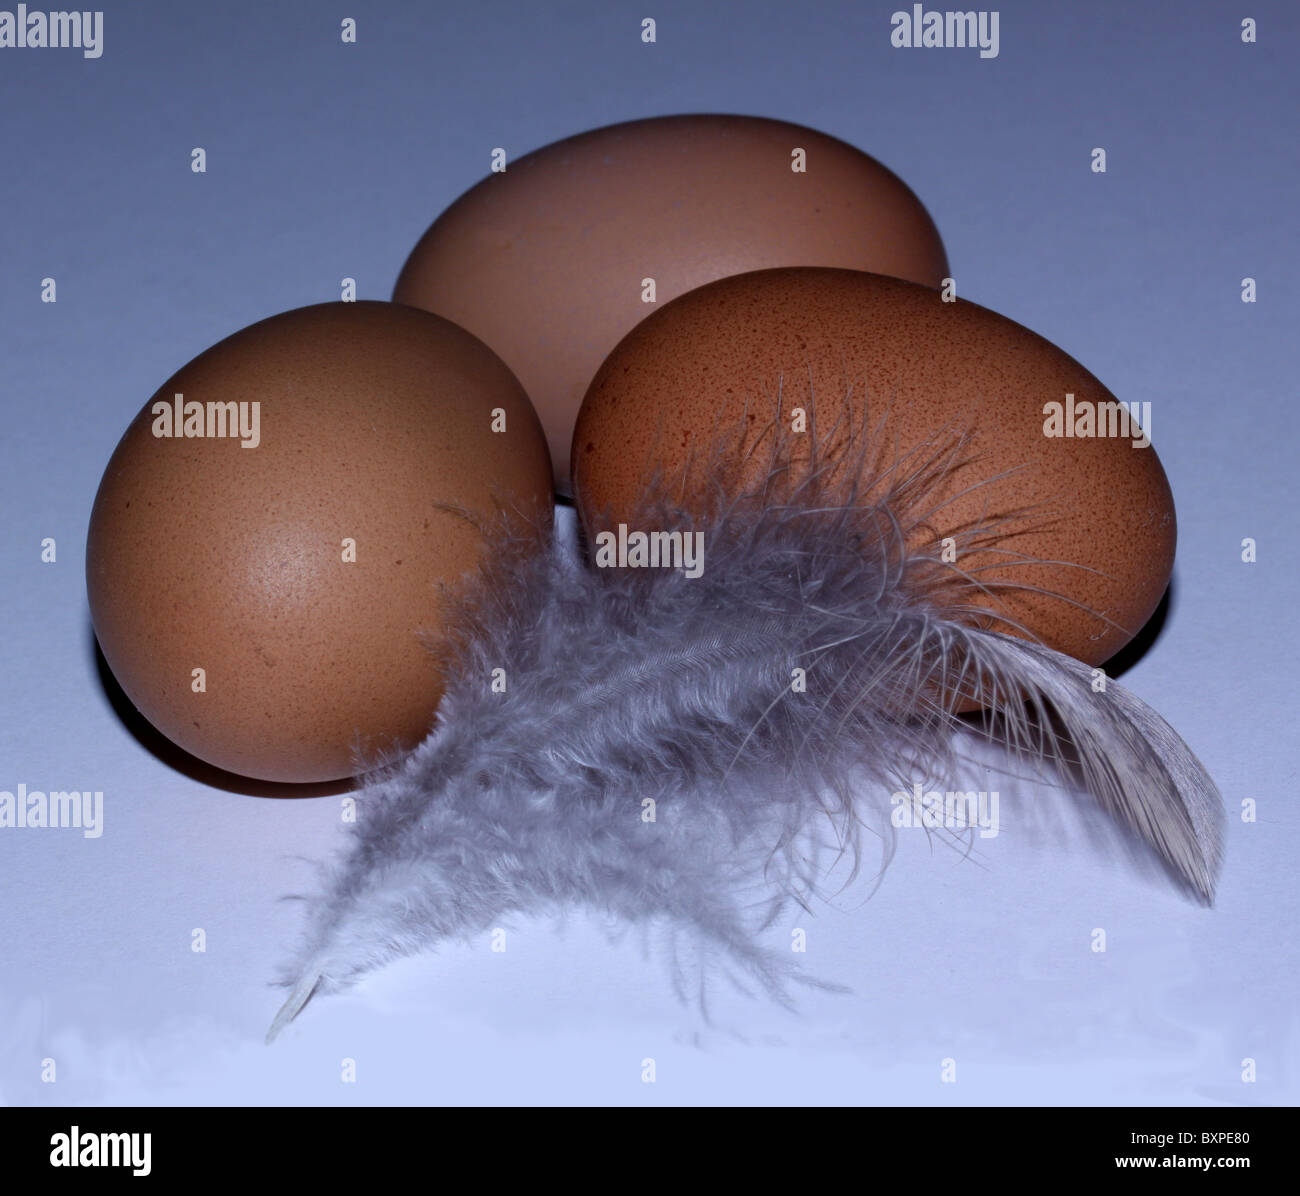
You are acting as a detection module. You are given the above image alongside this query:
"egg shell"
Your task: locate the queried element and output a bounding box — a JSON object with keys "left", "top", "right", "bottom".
{"left": 572, "top": 268, "right": 1175, "bottom": 670}
{"left": 87, "top": 301, "right": 553, "bottom": 784}
{"left": 393, "top": 113, "right": 949, "bottom": 491}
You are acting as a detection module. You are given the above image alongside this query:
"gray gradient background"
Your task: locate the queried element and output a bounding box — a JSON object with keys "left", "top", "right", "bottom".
{"left": 1, "top": 0, "right": 1296, "bottom": 1105}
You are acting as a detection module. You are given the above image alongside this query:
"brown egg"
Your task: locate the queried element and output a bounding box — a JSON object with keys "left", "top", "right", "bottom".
{"left": 87, "top": 301, "right": 552, "bottom": 784}
{"left": 573, "top": 268, "right": 1175, "bottom": 671}
{"left": 393, "top": 113, "right": 949, "bottom": 491}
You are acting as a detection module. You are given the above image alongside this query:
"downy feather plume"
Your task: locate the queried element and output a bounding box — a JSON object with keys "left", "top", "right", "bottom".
{"left": 267, "top": 402, "right": 1224, "bottom": 1041}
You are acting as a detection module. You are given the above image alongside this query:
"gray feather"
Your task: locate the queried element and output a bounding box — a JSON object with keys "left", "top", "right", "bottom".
{"left": 267, "top": 416, "right": 1223, "bottom": 1041}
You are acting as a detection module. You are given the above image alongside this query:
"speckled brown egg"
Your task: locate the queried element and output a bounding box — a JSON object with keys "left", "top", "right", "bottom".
{"left": 87, "top": 301, "right": 553, "bottom": 784}
{"left": 393, "top": 113, "right": 949, "bottom": 492}
{"left": 572, "top": 268, "right": 1175, "bottom": 671}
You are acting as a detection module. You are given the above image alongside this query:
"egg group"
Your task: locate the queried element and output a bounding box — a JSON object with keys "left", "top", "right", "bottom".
{"left": 88, "top": 113, "right": 1178, "bottom": 786}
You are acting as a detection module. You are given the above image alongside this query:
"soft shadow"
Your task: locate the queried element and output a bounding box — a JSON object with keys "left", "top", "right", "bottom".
{"left": 1099, "top": 574, "right": 1174, "bottom": 682}
{"left": 88, "top": 620, "right": 355, "bottom": 799}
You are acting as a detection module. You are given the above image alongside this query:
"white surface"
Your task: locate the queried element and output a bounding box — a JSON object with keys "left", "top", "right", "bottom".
{"left": 1, "top": 0, "right": 1296, "bottom": 1105}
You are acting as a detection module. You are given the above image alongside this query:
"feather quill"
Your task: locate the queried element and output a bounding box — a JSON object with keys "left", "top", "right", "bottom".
{"left": 267, "top": 407, "right": 1223, "bottom": 1041}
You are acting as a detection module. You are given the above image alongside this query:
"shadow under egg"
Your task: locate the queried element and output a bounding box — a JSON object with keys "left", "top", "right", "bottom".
{"left": 87, "top": 619, "right": 356, "bottom": 799}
